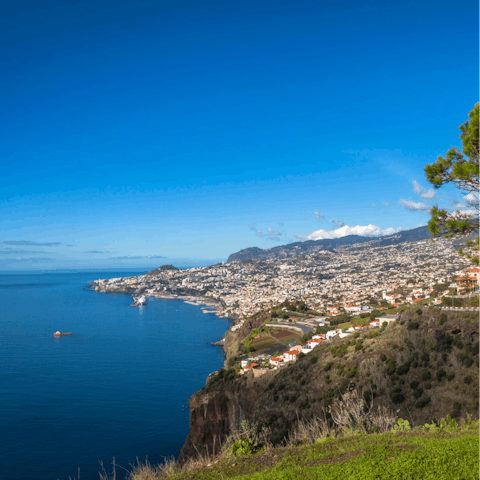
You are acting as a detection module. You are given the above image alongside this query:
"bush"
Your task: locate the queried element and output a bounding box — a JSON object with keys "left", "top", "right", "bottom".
{"left": 323, "top": 361, "right": 333, "bottom": 372}
{"left": 407, "top": 321, "right": 420, "bottom": 330}
{"left": 464, "top": 358, "right": 474, "bottom": 368}
{"left": 389, "top": 387, "right": 405, "bottom": 404}
{"left": 415, "top": 397, "right": 431, "bottom": 408}
{"left": 385, "top": 358, "right": 397, "bottom": 375}
{"left": 310, "top": 356, "right": 318, "bottom": 364}
{"left": 436, "top": 368, "right": 447, "bottom": 382}
{"left": 346, "top": 366, "right": 358, "bottom": 378}
{"left": 464, "top": 375, "right": 473, "bottom": 385}
{"left": 413, "top": 387, "right": 424, "bottom": 399}
{"left": 421, "top": 371, "right": 431, "bottom": 381}
{"left": 231, "top": 438, "right": 259, "bottom": 457}
{"left": 424, "top": 382, "right": 432, "bottom": 389}
{"left": 410, "top": 380, "right": 420, "bottom": 389}
{"left": 380, "top": 354, "right": 387, "bottom": 362}
{"left": 396, "top": 363, "right": 410, "bottom": 376}
{"left": 446, "top": 372, "right": 455, "bottom": 381}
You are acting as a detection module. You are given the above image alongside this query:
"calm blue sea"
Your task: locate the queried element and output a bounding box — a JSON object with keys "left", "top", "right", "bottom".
{"left": 0, "top": 270, "right": 230, "bottom": 480}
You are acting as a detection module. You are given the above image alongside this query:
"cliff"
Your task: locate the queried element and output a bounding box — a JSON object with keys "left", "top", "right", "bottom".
{"left": 179, "top": 306, "right": 479, "bottom": 462}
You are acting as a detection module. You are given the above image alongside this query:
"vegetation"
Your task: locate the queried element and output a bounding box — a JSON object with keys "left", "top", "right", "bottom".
{"left": 97, "top": 414, "right": 479, "bottom": 479}
{"left": 425, "top": 102, "right": 479, "bottom": 264}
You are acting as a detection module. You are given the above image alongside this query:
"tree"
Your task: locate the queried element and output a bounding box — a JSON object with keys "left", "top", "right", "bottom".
{"left": 425, "top": 103, "right": 479, "bottom": 264}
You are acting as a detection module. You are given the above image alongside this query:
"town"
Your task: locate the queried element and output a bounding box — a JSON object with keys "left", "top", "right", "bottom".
{"left": 90, "top": 234, "right": 480, "bottom": 377}
{"left": 91, "top": 236, "right": 478, "bottom": 317}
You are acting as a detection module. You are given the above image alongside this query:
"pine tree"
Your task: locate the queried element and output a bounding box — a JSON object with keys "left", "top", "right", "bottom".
{"left": 425, "top": 103, "right": 479, "bottom": 264}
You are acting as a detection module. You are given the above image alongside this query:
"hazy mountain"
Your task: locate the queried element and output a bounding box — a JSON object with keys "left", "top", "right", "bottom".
{"left": 227, "top": 226, "right": 432, "bottom": 262}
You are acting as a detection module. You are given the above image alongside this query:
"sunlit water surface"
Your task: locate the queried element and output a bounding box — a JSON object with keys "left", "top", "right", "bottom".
{"left": 0, "top": 271, "right": 229, "bottom": 480}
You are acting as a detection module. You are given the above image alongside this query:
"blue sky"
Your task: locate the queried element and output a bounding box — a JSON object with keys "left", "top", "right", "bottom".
{"left": 1, "top": 0, "right": 478, "bottom": 269}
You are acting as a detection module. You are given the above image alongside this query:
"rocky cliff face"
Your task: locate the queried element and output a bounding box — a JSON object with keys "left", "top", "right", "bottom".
{"left": 178, "top": 307, "right": 479, "bottom": 463}
{"left": 178, "top": 378, "right": 261, "bottom": 463}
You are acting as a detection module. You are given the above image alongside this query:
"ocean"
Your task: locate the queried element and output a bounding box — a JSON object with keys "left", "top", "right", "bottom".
{"left": 0, "top": 270, "right": 230, "bottom": 480}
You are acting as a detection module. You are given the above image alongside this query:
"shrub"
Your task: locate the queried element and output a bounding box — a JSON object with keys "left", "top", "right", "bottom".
{"left": 346, "top": 366, "right": 359, "bottom": 378}
{"left": 424, "top": 382, "right": 432, "bottom": 389}
{"left": 415, "top": 397, "right": 431, "bottom": 408}
{"left": 413, "top": 387, "right": 424, "bottom": 399}
{"left": 408, "top": 321, "right": 419, "bottom": 330}
{"left": 231, "top": 438, "right": 259, "bottom": 457}
{"left": 396, "top": 363, "right": 410, "bottom": 376}
{"left": 446, "top": 372, "right": 455, "bottom": 381}
{"left": 464, "top": 375, "right": 473, "bottom": 385}
{"left": 324, "top": 361, "right": 333, "bottom": 371}
{"left": 389, "top": 387, "right": 405, "bottom": 404}
{"left": 464, "top": 358, "right": 474, "bottom": 368}
{"left": 421, "top": 351, "right": 430, "bottom": 365}
{"left": 310, "top": 356, "right": 318, "bottom": 364}
{"left": 410, "top": 380, "right": 420, "bottom": 389}
{"left": 436, "top": 368, "right": 447, "bottom": 382}
{"left": 421, "top": 371, "right": 431, "bottom": 381}
{"left": 380, "top": 354, "right": 387, "bottom": 362}
{"left": 435, "top": 331, "right": 454, "bottom": 352}
{"left": 385, "top": 358, "right": 397, "bottom": 375}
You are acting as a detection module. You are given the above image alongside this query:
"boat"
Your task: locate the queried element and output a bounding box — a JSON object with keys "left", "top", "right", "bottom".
{"left": 53, "top": 331, "right": 72, "bottom": 336}
{"left": 131, "top": 295, "right": 148, "bottom": 306}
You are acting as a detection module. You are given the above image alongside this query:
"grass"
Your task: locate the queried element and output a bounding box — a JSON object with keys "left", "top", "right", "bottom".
{"left": 115, "top": 425, "right": 478, "bottom": 480}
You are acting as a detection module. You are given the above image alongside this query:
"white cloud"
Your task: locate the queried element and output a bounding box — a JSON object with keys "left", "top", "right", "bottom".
{"left": 294, "top": 224, "right": 402, "bottom": 241}
{"left": 398, "top": 199, "right": 430, "bottom": 211}
{"left": 313, "top": 210, "right": 325, "bottom": 222}
{"left": 464, "top": 191, "right": 479, "bottom": 207}
{"left": 412, "top": 180, "right": 435, "bottom": 199}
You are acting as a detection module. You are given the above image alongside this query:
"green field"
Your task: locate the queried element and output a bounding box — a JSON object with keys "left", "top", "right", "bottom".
{"left": 174, "top": 428, "right": 478, "bottom": 480}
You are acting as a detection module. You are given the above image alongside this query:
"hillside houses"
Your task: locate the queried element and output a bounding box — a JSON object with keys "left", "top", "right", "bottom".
{"left": 91, "top": 236, "right": 471, "bottom": 323}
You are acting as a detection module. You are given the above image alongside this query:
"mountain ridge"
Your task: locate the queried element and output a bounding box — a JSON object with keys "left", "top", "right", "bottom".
{"left": 227, "top": 226, "right": 432, "bottom": 262}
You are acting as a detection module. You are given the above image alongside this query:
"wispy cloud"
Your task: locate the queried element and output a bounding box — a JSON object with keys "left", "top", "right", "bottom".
{"left": 1, "top": 240, "right": 61, "bottom": 247}
{"left": 331, "top": 218, "right": 345, "bottom": 228}
{"left": 313, "top": 210, "right": 325, "bottom": 222}
{"left": 412, "top": 180, "right": 435, "bottom": 199}
{"left": 0, "top": 249, "right": 47, "bottom": 255}
{"left": 248, "top": 223, "right": 283, "bottom": 241}
{"left": 85, "top": 250, "right": 106, "bottom": 254}
{"left": 398, "top": 199, "right": 430, "bottom": 211}
{"left": 109, "top": 255, "right": 166, "bottom": 259}
{"left": 7, "top": 257, "right": 56, "bottom": 263}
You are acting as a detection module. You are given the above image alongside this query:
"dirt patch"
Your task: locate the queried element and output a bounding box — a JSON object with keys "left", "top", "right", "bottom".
{"left": 272, "top": 330, "right": 299, "bottom": 341}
